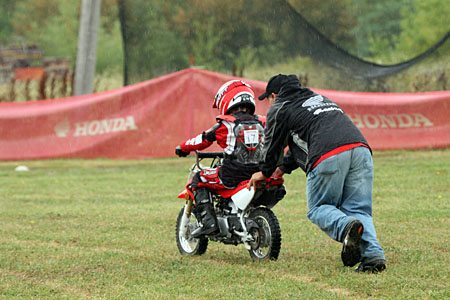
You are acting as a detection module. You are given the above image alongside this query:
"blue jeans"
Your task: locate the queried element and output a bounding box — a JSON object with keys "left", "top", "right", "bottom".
{"left": 306, "top": 147, "right": 385, "bottom": 262}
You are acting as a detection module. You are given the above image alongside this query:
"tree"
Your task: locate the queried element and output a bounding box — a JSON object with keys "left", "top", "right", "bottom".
{"left": 120, "top": 0, "right": 188, "bottom": 82}
{"left": 11, "top": 0, "right": 124, "bottom": 73}
{"left": 349, "top": 0, "right": 411, "bottom": 62}
{"left": 170, "top": 0, "right": 284, "bottom": 74}
{"left": 0, "top": 0, "right": 23, "bottom": 44}
{"left": 396, "top": 0, "right": 450, "bottom": 59}
{"left": 289, "top": 0, "right": 356, "bottom": 50}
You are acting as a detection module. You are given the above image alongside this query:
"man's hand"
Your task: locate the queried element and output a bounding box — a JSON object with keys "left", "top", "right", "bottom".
{"left": 271, "top": 167, "right": 285, "bottom": 178}
{"left": 247, "top": 171, "right": 267, "bottom": 190}
{"left": 175, "top": 146, "right": 189, "bottom": 157}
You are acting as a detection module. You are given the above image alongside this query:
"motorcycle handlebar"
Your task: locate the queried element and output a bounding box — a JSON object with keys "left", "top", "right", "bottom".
{"left": 196, "top": 151, "right": 224, "bottom": 159}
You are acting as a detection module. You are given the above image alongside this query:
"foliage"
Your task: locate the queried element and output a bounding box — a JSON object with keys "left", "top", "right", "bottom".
{"left": 121, "top": 0, "right": 188, "bottom": 82}
{"left": 97, "top": 0, "right": 124, "bottom": 73}
{"left": 170, "top": 0, "right": 281, "bottom": 74}
{"left": 397, "top": 0, "right": 450, "bottom": 58}
{"left": 289, "top": 0, "right": 356, "bottom": 50}
{"left": 0, "top": 0, "right": 448, "bottom": 91}
{"left": 186, "top": 17, "right": 225, "bottom": 70}
{"left": 96, "top": 19, "right": 123, "bottom": 73}
{"left": 245, "top": 44, "right": 450, "bottom": 92}
{"left": 0, "top": 150, "right": 449, "bottom": 298}
{"left": 0, "top": 0, "right": 19, "bottom": 43}
{"left": 6, "top": 0, "right": 123, "bottom": 73}
{"left": 11, "top": 0, "right": 60, "bottom": 37}
{"left": 14, "top": 1, "right": 78, "bottom": 65}
{"left": 348, "top": 0, "right": 411, "bottom": 61}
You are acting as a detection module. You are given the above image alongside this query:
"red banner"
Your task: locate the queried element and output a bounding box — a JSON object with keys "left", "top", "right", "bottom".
{"left": 0, "top": 68, "right": 449, "bottom": 160}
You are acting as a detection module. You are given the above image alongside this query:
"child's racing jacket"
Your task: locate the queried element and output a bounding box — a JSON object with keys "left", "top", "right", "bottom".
{"left": 179, "top": 111, "right": 265, "bottom": 188}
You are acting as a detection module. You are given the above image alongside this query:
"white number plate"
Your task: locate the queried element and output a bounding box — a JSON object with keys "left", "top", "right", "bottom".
{"left": 244, "top": 129, "right": 259, "bottom": 144}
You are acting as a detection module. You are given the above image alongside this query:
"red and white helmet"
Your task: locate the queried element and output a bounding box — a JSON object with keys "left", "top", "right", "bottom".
{"left": 213, "top": 80, "right": 256, "bottom": 115}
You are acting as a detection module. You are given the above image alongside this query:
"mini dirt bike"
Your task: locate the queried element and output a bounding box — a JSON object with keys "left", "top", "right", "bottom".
{"left": 175, "top": 151, "right": 286, "bottom": 261}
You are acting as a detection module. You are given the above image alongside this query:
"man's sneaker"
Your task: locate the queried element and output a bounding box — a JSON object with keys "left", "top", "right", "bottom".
{"left": 341, "top": 220, "right": 364, "bottom": 267}
{"left": 355, "top": 259, "right": 386, "bottom": 273}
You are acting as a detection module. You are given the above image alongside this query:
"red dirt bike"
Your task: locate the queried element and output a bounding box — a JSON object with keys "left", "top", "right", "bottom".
{"left": 175, "top": 151, "right": 286, "bottom": 261}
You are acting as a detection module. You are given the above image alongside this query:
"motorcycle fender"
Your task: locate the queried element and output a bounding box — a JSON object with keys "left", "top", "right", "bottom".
{"left": 231, "top": 187, "right": 255, "bottom": 210}
{"left": 177, "top": 189, "right": 194, "bottom": 200}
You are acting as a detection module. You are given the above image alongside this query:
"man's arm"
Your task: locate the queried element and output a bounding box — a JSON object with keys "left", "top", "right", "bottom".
{"left": 259, "top": 102, "right": 290, "bottom": 178}
{"left": 278, "top": 149, "right": 299, "bottom": 174}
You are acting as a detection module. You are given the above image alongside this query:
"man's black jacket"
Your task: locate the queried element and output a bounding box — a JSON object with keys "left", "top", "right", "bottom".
{"left": 259, "top": 76, "right": 370, "bottom": 177}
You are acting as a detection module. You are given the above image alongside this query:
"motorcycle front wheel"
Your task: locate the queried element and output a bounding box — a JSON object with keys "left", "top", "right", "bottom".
{"left": 247, "top": 207, "right": 281, "bottom": 261}
{"left": 175, "top": 207, "right": 208, "bottom": 256}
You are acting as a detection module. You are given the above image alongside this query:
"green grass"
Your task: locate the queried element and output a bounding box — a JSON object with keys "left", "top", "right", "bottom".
{"left": 1, "top": 150, "right": 449, "bottom": 299}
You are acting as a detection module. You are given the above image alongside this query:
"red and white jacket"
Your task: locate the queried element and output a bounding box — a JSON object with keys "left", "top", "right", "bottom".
{"left": 179, "top": 113, "right": 266, "bottom": 155}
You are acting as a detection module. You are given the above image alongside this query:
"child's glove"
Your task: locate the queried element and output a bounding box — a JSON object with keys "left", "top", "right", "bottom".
{"left": 175, "top": 146, "right": 189, "bottom": 157}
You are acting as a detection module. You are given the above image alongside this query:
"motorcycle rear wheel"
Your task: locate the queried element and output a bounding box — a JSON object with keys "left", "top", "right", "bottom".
{"left": 175, "top": 207, "right": 208, "bottom": 256}
{"left": 248, "top": 207, "right": 281, "bottom": 261}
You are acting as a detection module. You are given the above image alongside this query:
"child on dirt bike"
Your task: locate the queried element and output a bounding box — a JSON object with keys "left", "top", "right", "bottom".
{"left": 175, "top": 80, "right": 265, "bottom": 238}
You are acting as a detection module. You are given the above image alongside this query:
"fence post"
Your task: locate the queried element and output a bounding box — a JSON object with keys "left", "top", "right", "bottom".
{"left": 39, "top": 71, "right": 47, "bottom": 100}
{"left": 74, "top": 0, "right": 101, "bottom": 96}
{"left": 9, "top": 78, "right": 16, "bottom": 102}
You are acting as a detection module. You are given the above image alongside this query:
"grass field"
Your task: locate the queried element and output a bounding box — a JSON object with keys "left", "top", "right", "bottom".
{"left": 1, "top": 150, "right": 449, "bottom": 299}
